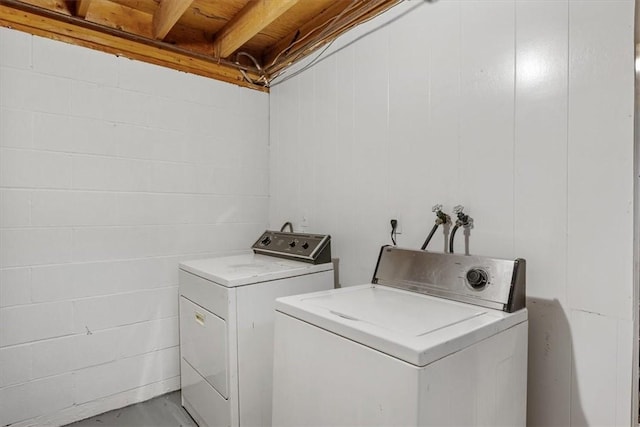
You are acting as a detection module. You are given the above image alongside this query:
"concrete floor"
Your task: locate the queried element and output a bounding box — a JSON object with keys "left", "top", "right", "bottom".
{"left": 66, "top": 391, "right": 197, "bottom": 427}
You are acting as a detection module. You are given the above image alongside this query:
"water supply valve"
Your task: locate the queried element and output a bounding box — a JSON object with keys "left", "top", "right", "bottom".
{"left": 449, "top": 205, "right": 473, "bottom": 254}
{"left": 453, "top": 205, "right": 472, "bottom": 228}
{"left": 421, "top": 205, "right": 451, "bottom": 251}
{"left": 432, "top": 204, "right": 451, "bottom": 226}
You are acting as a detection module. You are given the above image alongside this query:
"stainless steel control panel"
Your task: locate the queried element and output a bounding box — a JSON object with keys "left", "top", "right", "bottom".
{"left": 372, "top": 246, "right": 525, "bottom": 312}
{"left": 252, "top": 230, "right": 331, "bottom": 264}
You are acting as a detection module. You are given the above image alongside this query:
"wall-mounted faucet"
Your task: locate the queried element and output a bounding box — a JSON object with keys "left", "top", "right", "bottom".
{"left": 449, "top": 205, "right": 473, "bottom": 254}
{"left": 421, "top": 204, "right": 451, "bottom": 251}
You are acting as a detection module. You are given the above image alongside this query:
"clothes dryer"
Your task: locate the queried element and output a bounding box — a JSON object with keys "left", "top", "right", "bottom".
{"left": 180, "top": 231, "right": 334, "bottom": 427}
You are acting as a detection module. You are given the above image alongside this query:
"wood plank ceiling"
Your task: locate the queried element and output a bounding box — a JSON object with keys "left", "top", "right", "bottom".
{"left": 0, "top": 0, "right": 403, "bottom": 91}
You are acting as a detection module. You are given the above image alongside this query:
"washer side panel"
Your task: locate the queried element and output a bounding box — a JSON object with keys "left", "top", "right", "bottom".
{"left": 417, "top": 321, "right": 528, "bottom": 426}
{"left": 272, "top": 311, "right": 420, "bottom": 427}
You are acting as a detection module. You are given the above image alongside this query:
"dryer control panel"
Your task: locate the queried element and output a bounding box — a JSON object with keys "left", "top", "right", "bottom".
{"left": 252, "top": 231, "right": 331, "bottom": 264}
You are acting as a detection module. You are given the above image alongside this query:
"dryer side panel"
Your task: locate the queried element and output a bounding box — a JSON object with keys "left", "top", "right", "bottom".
{"left": 236, "top": 270, "right": 334, "bottom": 427}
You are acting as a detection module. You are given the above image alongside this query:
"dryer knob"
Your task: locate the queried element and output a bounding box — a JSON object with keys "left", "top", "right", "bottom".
{"left": 466, "top": 268, "right": 488, "bottom": 289}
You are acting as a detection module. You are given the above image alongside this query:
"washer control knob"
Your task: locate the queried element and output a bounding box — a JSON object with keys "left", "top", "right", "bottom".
{"left": 302, "top": 242, "right": 309, "bottom": 249}
{"left": 289, "top": 241, "right": 296, "bottom": 248}
{"left": 260, "top": 236, "right": 271, "bottom": 246}
{"left": 466, "top": 268, "right": 488, "bottom": 289}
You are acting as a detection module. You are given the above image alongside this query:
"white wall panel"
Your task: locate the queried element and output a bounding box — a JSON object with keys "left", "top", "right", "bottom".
{"left": 331, "top": 48, "right": 360, "bottom": 285}
{"left": 569, "top": 309, "right": 623, "bottom": 425}
{"left": 268, "top": 76, "right": 301, "bottom": 228}
{"left": 351, "top": 27, "right": 391, "bottom": 280}
{"left": 514, "top": 3, "right": 571, "bottom": 424}
{"left": 269, "top": 1, "right": 636, "bottom": 425}
{"left": 419, "top": 0, "right": 461, "bottom": 248}
{"left": 567, "top": 0, "right": 634, "bottom": 320}
{"left": 459, "top": 1, "right": 515, "bottom": 259}
{"left": 307, "top": 54, "right": 337, "bottom": 237}
{"left": 514, "top": 0, "right": 569, "bottom": 304}
{"left": 526, "top": 299, "right": 572, "bottom": 426}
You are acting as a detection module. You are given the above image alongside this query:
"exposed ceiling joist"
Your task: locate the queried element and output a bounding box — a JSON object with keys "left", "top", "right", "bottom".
{"left": 0, "top": 1, "right": 266, "bottom": 91}
{"left": 152, "top": 0, "right": 194, "bottom": 40}
{"left": 212, "top": 0, "right": 300, "bottom": 59}
{"left": 19, "top": 0, "right": 70, "bottom": 15}
{"left": 86, "top": 1, "right": 153, "bottom": 38}
{"left": 75, "top": 0, "right": 91, "bottom": 17}
{"left": 0, "top": 0, "right": 404, "bottom": 89}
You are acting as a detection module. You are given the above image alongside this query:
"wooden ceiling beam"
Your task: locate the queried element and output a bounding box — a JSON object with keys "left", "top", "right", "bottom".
{"left": 86, "top": 1, "right": 153, "bottom": 38}
{"left": 152, "top": 0, "right": 194, "bottom": 40}
{"left": 0, "top": 1, "right": 267, "bottom": 91}
{"left": 75, "top": 0, "right": 91, "bottom": 17}
{"left": 212, "top": 0, "right": 300, "bottom": 59}
{"left": 18, "top": 0, "right": 71, "bottom": 15}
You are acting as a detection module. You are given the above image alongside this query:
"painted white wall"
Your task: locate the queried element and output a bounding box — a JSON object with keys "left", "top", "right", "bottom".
{"left": 269, "top": 1, "right": 635, "bottom": 425}
{"left": 0, "top": 28, "right": 269, "bottom": 426}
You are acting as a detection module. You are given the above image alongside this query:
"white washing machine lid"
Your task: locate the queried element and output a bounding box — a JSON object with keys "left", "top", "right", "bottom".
{"left": 180, "top": 252, "right": 333, "bottom": 287}
{"left": 275, "top": 284, "right": 527, "bottom": 367}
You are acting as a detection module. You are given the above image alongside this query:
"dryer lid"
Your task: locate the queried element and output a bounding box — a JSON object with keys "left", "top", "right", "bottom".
{"left": 180, "top": 252, "right": 333, "bottom": 287}
{"left": 275, "top": 284, "right": 527, "bottom": 367}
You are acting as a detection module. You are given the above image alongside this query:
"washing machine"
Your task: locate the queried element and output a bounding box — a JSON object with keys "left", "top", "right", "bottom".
{"left": 272, "top": 246, "right": 528, "bottom": 426}
{"left": 179, "top": 230, "right": 334, "bottom": 427}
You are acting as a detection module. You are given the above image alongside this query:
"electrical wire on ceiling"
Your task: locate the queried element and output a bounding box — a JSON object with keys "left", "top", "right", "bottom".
{"left": 235, "top": 51, "right": 269, "bottom": 86}
{"left": 232, "top": 0, "right": 362, "bottom": 87}
{"left": 266, "top": 0, "right": 403, "bottom": 86}
{"left": 231, "top": 0, "right": 403, "bottom": 87}
{"left": 266, "top": 0, "right": 361, "bottom": 70}
{"left": 270, "top": 0, "right": 383, "bottom": 73}
{"left": 268, "top": 38, "right": 337, "bottom": 87}
{"left": 267, "top": 0, "right": 433, "bottom": 87}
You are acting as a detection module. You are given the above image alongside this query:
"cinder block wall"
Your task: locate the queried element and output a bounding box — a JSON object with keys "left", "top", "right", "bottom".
{"left": 0, "top": 28, "right": 269, "bottom": 426}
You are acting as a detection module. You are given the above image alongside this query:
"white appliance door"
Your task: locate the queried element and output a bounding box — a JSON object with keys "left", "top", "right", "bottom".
{"left": 180, "top": 296, "right": 229, "bottom": 398}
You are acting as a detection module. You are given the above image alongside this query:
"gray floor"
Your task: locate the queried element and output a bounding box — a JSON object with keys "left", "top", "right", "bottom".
{"left": 65, "top": 391, "right": 197, "bottom": 427}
